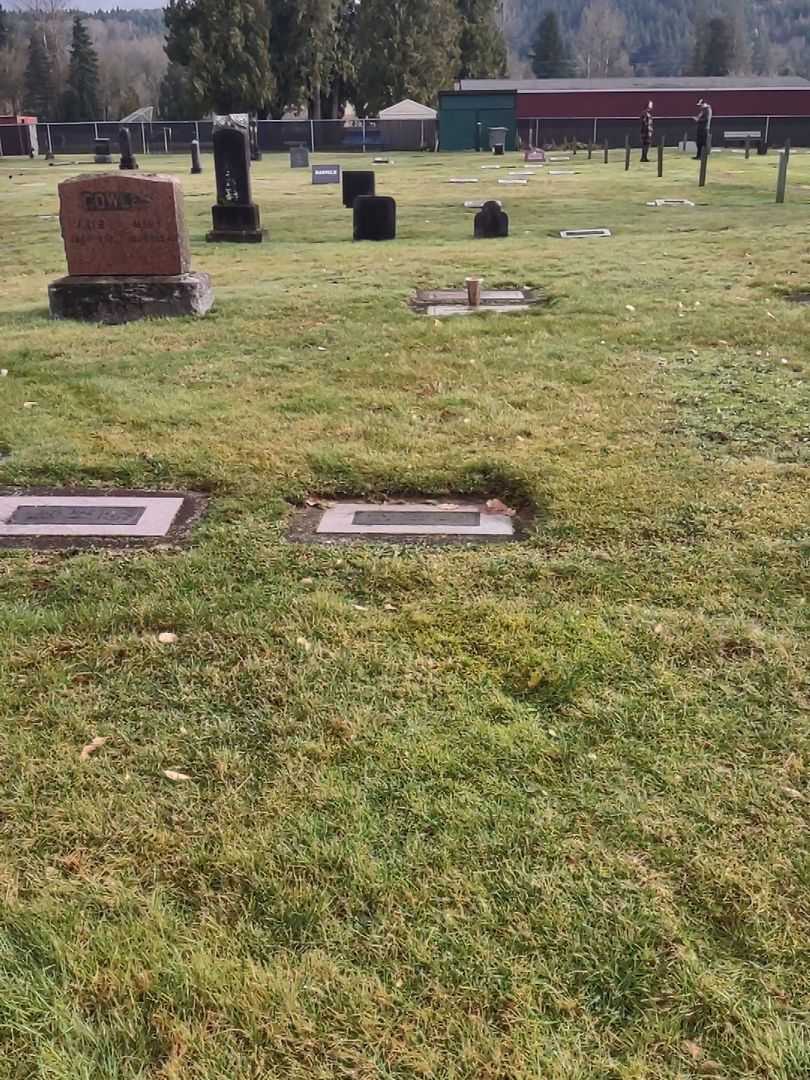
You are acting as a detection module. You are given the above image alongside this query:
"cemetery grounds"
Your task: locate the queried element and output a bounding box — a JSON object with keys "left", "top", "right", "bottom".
{"left": 0, "top": 148, "right": 809, "bottom": 1080}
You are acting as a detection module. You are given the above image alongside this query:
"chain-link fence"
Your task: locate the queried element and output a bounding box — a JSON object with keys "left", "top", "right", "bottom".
{"left": 519, "top": 115, "right": 807, "bottom": 149}
{"left": 33, "top": 117, "right": 438, "bottom": 158}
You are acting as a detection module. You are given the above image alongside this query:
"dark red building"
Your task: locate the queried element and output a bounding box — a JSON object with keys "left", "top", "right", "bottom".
{"left": 0, "top": 115, "right": 39, "bottom": 156}
{"left": 440, "top": 77, "right": 810, "bottom": 150}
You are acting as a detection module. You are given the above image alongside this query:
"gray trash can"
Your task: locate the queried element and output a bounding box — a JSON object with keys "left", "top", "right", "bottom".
{"left": 488, "top": 126, "right": 508, "bottom": 153}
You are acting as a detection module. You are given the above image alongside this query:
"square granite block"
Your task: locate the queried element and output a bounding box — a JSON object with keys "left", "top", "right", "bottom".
{"left": 316, "top": 502, "right": 514, "bottom": 537}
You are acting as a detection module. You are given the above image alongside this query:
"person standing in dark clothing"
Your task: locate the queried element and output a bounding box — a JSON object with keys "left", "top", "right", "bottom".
{"left": 694, "top": 98, "right": 712, "bottom": 159}
{"left": 640, "top": 100, "right": 654, "bottom": 162}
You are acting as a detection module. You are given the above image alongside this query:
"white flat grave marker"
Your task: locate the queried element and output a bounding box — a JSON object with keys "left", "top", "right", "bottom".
{"left": 481, "top": 165, "right": 501, "bottom": 170}
{"left": 316, "top": 501, "right": 515, "bottom": 538}
{"left": 559, "top": 228, "right": 611, "bottom": 239}
{"left": 449, "top": 177, "right": 479, "bottom": 183}
{"left": 549, "top": 170, "right": 577, "bottom": 176}
{"left": 0, "top": 491, "right": 204, "bottom": 548}
{"left": 548, "top": 156, "right": 571, "bottom": 161}
{"left": 0, "top": 495, "right": 183, "bottom": 537}
{"left": 498, "top": 178, "right": 528, "bottom": 185}
{"left": 464, "top": 199, "right": 503, "bottom": 209}
{"left": 646, "top": 198, "right": 695, "bottom": 208}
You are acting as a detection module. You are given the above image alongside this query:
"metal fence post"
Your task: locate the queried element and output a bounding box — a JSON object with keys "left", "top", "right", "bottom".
{"left": 658, "top": 137, "right": 664, "bottom": 177}
{"left": 698, "top": 134, "right": 711, "bottom": 187}
{"left": 141, "top": 122, "right": 147, "bottom": 154}
{"left": 593, "top": 117, "right": 597, "bottom": 146}
{"left": 624, "top": 134, "right": 630, "bottom": 170}
{"left": 310, "top": 118, "right": 315, "bottom": 152}
{"left": 765, "top": 115, "right": 771, "bottom": 144}
{"left": 776, "top": 149, "right": 789, "bottom": 203}
{"left": 603, "top": 138, "right": 609, "bottom": 163}
{"left": 163, "top": 128, "right": 169, "bottom": 154}
{"left": 195, "top": 121, "right": 200, "bottom": 143}
{"left": 362, "top": 118, "right": 366, "bottom": 154}
{"left": 94, "top": 121, "right": 99, "bottom": 140}
{"left": 46, "top": 123, "right": 53, "bottom": 157}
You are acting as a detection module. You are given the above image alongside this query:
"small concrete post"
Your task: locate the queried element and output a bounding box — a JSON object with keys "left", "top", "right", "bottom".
{"left": 190, "top": 138, "right": 202, "bottom": 174}
{"left": 776, "top": 149, "right": 789, "bottom": 203}
{"left": 624, "top": 134, "right": 631, "bottom": 171}
{"left": 698, "top": 137, "right": 710, "bottom": 187}
{"left": 745, "top": 137, "right": 750, "bottom": 159}
{"left": 603, "top": 139, "right": 609, "bottom": 164}
{"left": 657, "top": 137, "right": 664, "bottom": 178}
{"left": 587, "top": 141, "right": 593, "bottom": 159}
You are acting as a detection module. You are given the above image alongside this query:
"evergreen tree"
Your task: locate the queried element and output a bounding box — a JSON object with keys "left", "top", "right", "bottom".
{"left": 0, "top": 6, "right": 9, "bottom": 52}
{"left": 63, "top": 15, "right": 99, "bottom": 121}
{"left": 23, "top": 28, "right": 54, "bottom": 119}
{"left": 457, "top": 0, "right": 507, "bottom": 79}
{"left": 165, "top": 0, "right": 275, "bottom": 114}
{"left": 702, "top": 15, "right": 734, "bottom": 74}
{"left": 530, "top": 10, "right": 571, "bottom": 77}
{"left": 355, "top": 0, "right": 461, "bottom": 114}
{"left": 158, "top": 60, "right": 203, "bottom": 118}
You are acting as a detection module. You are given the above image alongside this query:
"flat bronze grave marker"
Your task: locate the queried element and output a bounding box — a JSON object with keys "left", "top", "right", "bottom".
{"left": 559, "top": 228, "right": 611, "bottom": 239}
{"left": 410, "top": 286, "right": 546, "bottom": 318}
{"left": 0, "top": 490, "right": 206, "bottom": 549}
{"left": 301, "top": 501, "right": 518, "bottom": 542}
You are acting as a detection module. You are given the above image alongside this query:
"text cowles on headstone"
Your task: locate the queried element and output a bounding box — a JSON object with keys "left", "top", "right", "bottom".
{"left": 207, "top": 125, "right": 263, "bottom": 243}
{"left": 290, "top": 145, "right": 310, "bottom": 168}
{"left": 119, "top": 127, "right": 138, "bottom": 171}
{"left": 312, "top": 164, "right": 340, "bottom": 185}
{"left": 474, "top": 200, "right": 508, "bottom": 239}
{"left": 48, "top": 172, "right": 213, "bottom": 323}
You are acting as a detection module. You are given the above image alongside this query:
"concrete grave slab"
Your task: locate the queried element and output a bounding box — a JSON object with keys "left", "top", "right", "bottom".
{"left": 0, "top": 489, "right": 206, "bottom": 550}
{"left": 449, "top": 178, "right": 480, "bottom": 183}
{"left": 559, "top": 228, "right": 611, "bottom": 238}
{"left": 411, "top": 286, "right": 546, "bottom": 318}
{"left": 464, "top": 199, "right": 502, "bottom": 209}
{"left": 549, "top": 170, "right": 577, "bottom": 175}
{"left": 498, "top": 178, "right": 528, "bottom": 185}
{"left": 646, "top": 198, "right": 695, "bottom": 207}
{"left": 306, "top": 500, "right": 517, "bottom": 542}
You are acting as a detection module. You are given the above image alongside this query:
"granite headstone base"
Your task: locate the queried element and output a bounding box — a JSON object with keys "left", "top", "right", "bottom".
{"left": 48, "top": 272, "right": 214, "bottom": 324}
{"left": 206, "top": 203, "right": 264, "bottom": 242}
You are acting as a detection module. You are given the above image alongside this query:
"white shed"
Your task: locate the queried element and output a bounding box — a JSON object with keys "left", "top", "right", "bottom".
{"left": 378, "top": 98, "right": 437, "bottom": 120}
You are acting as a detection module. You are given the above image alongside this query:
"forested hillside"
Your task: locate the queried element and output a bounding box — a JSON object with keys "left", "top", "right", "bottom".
{"left": 504, "top": 0, "right": 810, "bottom": 78}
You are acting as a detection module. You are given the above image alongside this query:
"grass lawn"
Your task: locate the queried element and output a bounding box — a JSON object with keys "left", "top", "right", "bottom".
{"left": 1, "top": 146, "right": 809, "bottom": 1079}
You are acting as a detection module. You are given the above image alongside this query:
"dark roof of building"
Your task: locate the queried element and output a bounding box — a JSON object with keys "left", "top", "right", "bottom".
{"left": 455, "top": 77, "right": 810, "bottom": 93}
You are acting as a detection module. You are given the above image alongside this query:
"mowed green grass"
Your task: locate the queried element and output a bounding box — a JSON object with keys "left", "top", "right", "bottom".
{"left": 1, "top": 147, "right": 809, "bottom": 1079}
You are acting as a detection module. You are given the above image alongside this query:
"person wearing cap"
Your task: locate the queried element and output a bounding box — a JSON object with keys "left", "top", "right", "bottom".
{"left": 694, "top": 98, "right": 713, "bottom": 159}
{"left": 640, "top": 101, "right": 654, "bottom": 162}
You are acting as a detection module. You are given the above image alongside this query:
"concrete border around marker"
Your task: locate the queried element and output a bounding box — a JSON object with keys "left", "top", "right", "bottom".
{"left": 0, "top": 488, "right": 208, "bottom": 550}
{"left": 289, "top": 499, "right": 527, "bottom": 546}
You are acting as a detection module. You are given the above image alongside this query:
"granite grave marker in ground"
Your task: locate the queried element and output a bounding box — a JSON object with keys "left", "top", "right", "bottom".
{"left": 207, "top": 124, "right": 263, "bottom": 242}
{"left": 312, "top": 164, "right": 340, "bottom": 184}
{"left": 353, "top": 195, "right": 396, "bottom": 241}
{"left": 48, "top": 172, "right": 213, "bottom": 323}
{"left": 342, "top": 170, "right": 375, "bottom": 208}
{"left": 290, "top": 145, "right": 310, "bottom": 168}
{"left": 94, "top": 138, "right": 112, "bottom": 164}
{"left": 119, "top": 127, "right": 138, "bottom": 170}
{"left": 474, "top": 200, "right": 508, "bottom": 238}
{"left": 0, "top": 491, "right": 206, "bottom": 550}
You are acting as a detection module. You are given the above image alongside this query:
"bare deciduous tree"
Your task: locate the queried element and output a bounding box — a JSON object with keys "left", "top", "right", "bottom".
{"left": 576, "top": 0, "right": 632, "bottom": 77}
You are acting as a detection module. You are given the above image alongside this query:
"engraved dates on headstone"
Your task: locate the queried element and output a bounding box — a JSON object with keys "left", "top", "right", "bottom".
{"left": 9, "top": 504, "right": 146, "bottom": 526}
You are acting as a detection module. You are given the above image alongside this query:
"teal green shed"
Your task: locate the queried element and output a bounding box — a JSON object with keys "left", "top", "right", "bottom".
{"left": 438, "top": 91, "right": 517, "bottom": 151}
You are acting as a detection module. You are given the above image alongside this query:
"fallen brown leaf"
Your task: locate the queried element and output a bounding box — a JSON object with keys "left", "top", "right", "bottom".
{"left": 485, "top": 498, "right": 516, "bottom": 516}
{"left": 163, "top": 769, "right": 191, "bottom": 782}
{"left": 682, "top": 1040, "right": 703, "bottom": 1060}
{"left": 80, "top": 736, "right": 108, "bottom": 761}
